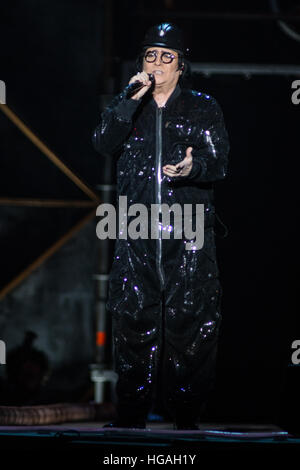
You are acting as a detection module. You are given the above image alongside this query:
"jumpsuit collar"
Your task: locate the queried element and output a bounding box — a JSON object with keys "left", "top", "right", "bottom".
{"left": 150, "top": 83, "right": 181, "bottom": 109}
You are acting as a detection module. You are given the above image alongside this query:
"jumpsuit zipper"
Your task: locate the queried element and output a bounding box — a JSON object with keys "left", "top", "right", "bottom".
{"left": 155, "top": 106, "right": 165, "bottom": 291}
{"left": 155, "top": 105, "right": 166, "bottom": 414}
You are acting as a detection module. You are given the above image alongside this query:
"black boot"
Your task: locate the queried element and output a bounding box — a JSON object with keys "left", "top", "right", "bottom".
{"left": 103, "top": 405, "right": 147, "bottom": 429}
{"left": 172, "top": 400, "right": 207, "bottom": 430}
{"left": 173, "top": 421, "right": 199, "bottom": 430}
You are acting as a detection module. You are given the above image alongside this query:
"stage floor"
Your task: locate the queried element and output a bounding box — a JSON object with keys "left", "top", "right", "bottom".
{"left": 0, "top": 420, "right": 299, "bottom": 462}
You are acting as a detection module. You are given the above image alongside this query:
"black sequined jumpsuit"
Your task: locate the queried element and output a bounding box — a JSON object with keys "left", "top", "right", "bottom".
{"left": 93, "top": 83, "right": 229, "bottom": 424}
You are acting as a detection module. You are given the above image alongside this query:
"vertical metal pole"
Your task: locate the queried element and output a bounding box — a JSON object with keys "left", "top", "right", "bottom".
{"left": 90, "top": 0, "right": 118, "bottom": 404}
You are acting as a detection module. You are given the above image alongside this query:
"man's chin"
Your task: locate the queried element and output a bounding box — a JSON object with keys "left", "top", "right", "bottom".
{"left": 154, "top": 78, "right": 165, "bottom": 87}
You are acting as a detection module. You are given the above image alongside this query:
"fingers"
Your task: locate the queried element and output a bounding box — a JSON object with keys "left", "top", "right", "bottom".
{"left": 163, "top": 152, "right": 193, "bottom": 177}
{"left": 129, "top": 72, "right": 152, "bottom": 100}
{"left": 129, "top": 72, "right": 152, "bottom": 87}
{"left": 163, "top": 164, "right": 179, "bottom": 173}
{"left": 163, "top": 164, "right": 182, "bottom": 177}
{"left": 185, "top": 146, "right": 193, "bottom": 159}
{"left": 175, "top": 162, "right": 184, "bottom": 171}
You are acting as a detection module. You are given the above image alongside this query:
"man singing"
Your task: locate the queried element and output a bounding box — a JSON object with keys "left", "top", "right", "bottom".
{"left": 93, "top": 22, "right": 229, "bottom": 430}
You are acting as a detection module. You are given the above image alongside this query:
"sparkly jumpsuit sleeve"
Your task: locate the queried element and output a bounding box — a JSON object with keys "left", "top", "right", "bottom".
{"left": 185, "top": 96, "right": 230, "bottom": 183}
{"left": 92, "top": 88, "right": 141, "bottom": 157}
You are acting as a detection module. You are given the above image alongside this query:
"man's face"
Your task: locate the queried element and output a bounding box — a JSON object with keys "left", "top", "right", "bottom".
{"left": 143, "top": 47, "right": 181, "bottom": 88}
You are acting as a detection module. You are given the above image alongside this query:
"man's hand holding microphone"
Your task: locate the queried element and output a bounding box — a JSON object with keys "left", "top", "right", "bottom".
{"left": 128, "top": 72, "right": 154, "bottom": 100}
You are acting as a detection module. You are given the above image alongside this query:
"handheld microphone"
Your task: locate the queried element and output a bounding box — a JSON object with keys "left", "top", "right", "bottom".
{"left": 126, "top": 73, "right": 154, "bottom": 97}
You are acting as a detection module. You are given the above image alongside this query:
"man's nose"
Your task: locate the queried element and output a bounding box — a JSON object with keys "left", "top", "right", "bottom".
{"left": 154, "top": 54, "right": 163, "bottom": 65}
